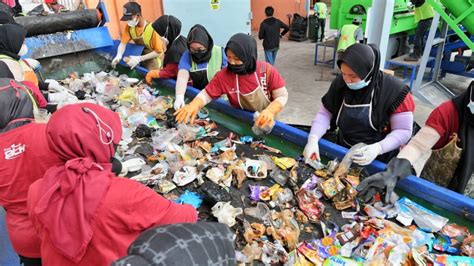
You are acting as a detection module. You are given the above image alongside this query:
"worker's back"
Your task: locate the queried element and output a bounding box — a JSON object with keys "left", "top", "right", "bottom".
{"left": 337, "top": 24, "right": 359, "bottom": 52}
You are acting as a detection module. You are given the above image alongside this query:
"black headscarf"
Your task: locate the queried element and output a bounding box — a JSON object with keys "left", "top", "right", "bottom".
{"left": 0, "top": 78, "right": 34, "bottom": 133}
{"left": 0, "top": 61, "right": 14, "bottom": 78}
{"left": 225, "top": 33, "right": 258, "bottom": 74}
{"left": 152, "top": 15, "right": 187, "bottom": 66}
{"left": 0, "top": 23, "right": 26, "bottom": 60}
{"left": 112, "top": 223, "right": 236, "bottom": 266}
{"left": 322, "top": 43, "right": 410, "bottom": 131}
{"left": 450, "top": 81, "right": 474, "bottom": 194}
{"left": 187, "top": 24, "right": 214, "bottom": 64}
{"left": 0, "top": 10, "right": 16, "bottom": 24}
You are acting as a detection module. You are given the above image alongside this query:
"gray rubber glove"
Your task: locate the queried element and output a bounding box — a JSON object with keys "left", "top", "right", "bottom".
{"left": 357, "top": 157, "right": 413, "bottom": 203}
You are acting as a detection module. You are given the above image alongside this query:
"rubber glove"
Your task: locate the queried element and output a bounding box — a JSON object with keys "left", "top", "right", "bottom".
{"left": 48, "top": 91, "right": 77, "bottom": 104}
{"left": 174, "top": 94, "right": 185, "bottom": 110}
{"left": 127, "top": 55, "right": 141, "bottom": 69}
{"left": 303, "top": 134, "right": 320, "bottom": 163}
{"left": 46, "top": 79, "right": 67, "bottom": 92}
{"left": 357, "top": 157, "right": 413, "bottom": 203}
{"left": 352, "top": 143, "right": 382, "bottom": 166}
{"left": 24, "top": 58, "right": 41, "bottom": 71}
{"left": 254, "top": 101, "right": 282, "bottom": 129}
{"left": 146, "top": 69, "right": 160, "bottom": 84}
{"left": 174, "top": 97, "right": 204, "bottom": 124}
{"left": 111, "top": 54, "right": 122, "bottom": 68}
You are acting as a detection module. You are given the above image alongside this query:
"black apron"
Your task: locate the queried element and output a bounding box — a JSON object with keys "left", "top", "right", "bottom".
{"left": 189, "top": 66, "right": 208, "bottom": 90}
{"left": 335, "top": 90, "right": 396, "bottom": 163}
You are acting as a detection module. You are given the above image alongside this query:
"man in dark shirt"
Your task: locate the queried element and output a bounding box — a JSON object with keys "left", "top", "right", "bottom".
{"left": 258, "top": 6, "right": 289, "bottom": 66}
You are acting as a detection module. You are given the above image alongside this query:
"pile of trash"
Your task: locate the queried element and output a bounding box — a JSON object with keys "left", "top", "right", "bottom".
{"left": 57, "top": 71, "right": 474, "bottom": 265}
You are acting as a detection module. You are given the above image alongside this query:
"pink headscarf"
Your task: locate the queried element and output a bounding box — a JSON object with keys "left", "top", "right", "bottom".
{"left": 34, "top": 103, "right": 122, "bottom": 262}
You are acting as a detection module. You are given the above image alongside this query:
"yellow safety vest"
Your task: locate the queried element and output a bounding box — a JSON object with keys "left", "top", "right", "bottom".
{"left": 315, "top": 3, "right": 327, "bottom": 19}
{"left": 337, "top": 24, "right": 359, "bottom": 52}
{"left": 129, "top": 22, "right": 162, "bottom": 68}
{"left": 414, "top": 2, "right": 434, "bottom": 23}
{"left": 190, "top": 45, "right": 223, "bottom": 82}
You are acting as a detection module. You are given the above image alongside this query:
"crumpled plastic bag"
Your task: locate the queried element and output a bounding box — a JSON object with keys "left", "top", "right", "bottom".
{"left": 173, "top": 166, "right": 198, "bottom": 186}
{"left": 211, "top": 202, "right": 242, "bottom": 227}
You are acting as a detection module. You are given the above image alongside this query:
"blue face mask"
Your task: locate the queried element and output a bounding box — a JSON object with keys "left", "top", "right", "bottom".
{"left": 346, "top": 79, "right": 371, "bottom": 90}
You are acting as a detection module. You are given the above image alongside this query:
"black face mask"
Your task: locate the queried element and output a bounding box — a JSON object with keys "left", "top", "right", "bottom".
{"left": 190, "top": 50, "right": 208, "bottom": 64}
{"left": 228, "top": 63, "right": 247, "bottom": 75}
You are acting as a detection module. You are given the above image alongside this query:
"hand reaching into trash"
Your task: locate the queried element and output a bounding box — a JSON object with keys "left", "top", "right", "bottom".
{"left": 303, "top": 134, "right": 320, "bottom": 163}
{"left": 174, "top": 97, "right": 204, "bottom": 124}
{"left": 46, "top": 79, "right": 68, "bottom": 93}
{"left": 351, "top": 143, "right": 382, "bottom": 166}
{"left": 48, "top": 91, "right": 78, "bottom": 104}
{"left": 145, "top": 70, "right": 160, "bottom": 85}
{"left": 126, "top": 56, "right": 142, "bottom": 69}
{"left": 254, "top": 101, "right": 282, "bottom": 129}
{"left": 357, "top": 157, "right": 413, "bottom": 203}
{"left": 174, "top": 94, "right": 185, "bottom": 110}
{"left": 111, "top": 55, "right": 122, "bottom": 69}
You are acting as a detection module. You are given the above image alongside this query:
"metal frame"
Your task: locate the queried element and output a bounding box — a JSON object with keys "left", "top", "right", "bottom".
{"left": 427, "top": 0, "right": 474, "bottom": 51}
{"left": 412, "top": 13, "right": 455, "bottom": 106}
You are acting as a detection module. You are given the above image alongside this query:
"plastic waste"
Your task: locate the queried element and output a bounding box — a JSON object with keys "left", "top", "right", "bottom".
{"left": 252, "top": 111, "right": 273, "bottom": 135}
{"left": 123, "top": 157, "right": 146, "bottom": 173}
{"left": 248, "top": 185, "right": 268, "bottom": 202}
{"left": 175, "top": 190, "right": 202, "bottom": 209}
{"left": 211, "top": 202, "right": 243, "bottom": 227}
{"left": 395, "top": 197, "right": 449, "bottom": 232}
{"left": 245, "top": 159, "right": 268, "bottom": 179}
{"left": 173, "top": 166, "right": 198, "bottom": 186}
{"left": 127, "top": 112, "right": 148, "bottom": 127}
{"left": 243, "top": 222, "right": 266, "bottom": 243}
{"left": 244, "top": 202, "right": 271, "bottom": 221}
{"left": 151, "top": 128, "right": 181, "bottom": 150}
{"left": 296, "top": 189, "right": 325, "bottom": 222}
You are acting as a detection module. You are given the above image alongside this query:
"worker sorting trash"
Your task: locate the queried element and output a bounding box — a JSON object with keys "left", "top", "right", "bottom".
{"left": 170, "top": 23, "right": 227, "bottom": 110}
{"left": 0, "top": 1, "right": 473, "bottom": 265}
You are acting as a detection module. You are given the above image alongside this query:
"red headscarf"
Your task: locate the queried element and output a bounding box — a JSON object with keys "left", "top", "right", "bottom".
{"left": 34, "top": 103, "right": 122, "bottom": 262}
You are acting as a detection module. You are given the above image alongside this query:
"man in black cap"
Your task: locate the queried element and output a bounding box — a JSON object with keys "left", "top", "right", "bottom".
{"left": 111, "top": 2, "right": 165, "bottom": 70}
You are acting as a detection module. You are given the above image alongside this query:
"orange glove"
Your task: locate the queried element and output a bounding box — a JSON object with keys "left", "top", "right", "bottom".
{"left": 174, "top": 97, "right": 204, "bottom": 124}
{"left": 146, "top": 70, "right": 160, "bottom": 84}
{"left": 255, "top": 101, "right": 283, "bottom": 128}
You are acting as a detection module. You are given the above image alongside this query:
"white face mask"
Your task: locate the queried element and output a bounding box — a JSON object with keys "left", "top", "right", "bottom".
{"left": 18, "top": 44, "right": 28, "bottom": 56}
{"left": 127, "top": 18, "right": 139, "bottom": 27}
{"left": 468, "top": 89, "right": 474, "bottom": 115}
{"left": 160, "top": 36, "right": 169, "bottom": 46}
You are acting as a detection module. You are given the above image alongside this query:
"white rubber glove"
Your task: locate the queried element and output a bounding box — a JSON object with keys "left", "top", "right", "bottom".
{"left": 48, "top": 91, "right": 77, "bottom": 104}
{"left": 24, "top": 58, "right": 41, "bottom": 71}
{"left": 46, "top": 79, "right": 67, "bottom": 92}
{"left": 303, "top": 134, "right": 321, "bottom": 163}
{"left": 127, "top": 55, "right": 142, "bottom": 69}
{"left": 352, "top": 143, "right": 382, "bottom": 166}
{"left": 174, "top": 94, "right": 185, "bottom": 110}
{"left": 111, "top": 55, "right": 122, "bottom": 68}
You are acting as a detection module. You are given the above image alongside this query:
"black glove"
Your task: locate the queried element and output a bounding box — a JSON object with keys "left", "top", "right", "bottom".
{"left": 357, "top": 158, "right": 413, "bottom": 203}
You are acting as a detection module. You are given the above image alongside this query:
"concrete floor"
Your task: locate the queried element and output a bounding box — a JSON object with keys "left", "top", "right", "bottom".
{"left": 253, "top": 33, "right": 472, "bottom": 128}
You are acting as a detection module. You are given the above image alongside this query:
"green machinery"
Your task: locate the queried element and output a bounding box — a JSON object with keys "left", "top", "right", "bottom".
{"left": 329, "top": 0, "right": 417, "bottom": 35}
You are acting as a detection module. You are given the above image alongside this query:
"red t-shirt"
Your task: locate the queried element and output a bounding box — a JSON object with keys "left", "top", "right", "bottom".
{"left": 393, "top": 92, "right": 415, "bottom": 113}
{"left": 425, "top": 100, "right": 459, "bottom": 149}
{"left": 205, "top": 61, "right": 286, "bottom": 109}
{"left": 159, "top": 63, "right": 179, "bottom": 79}
{"left": 0, "top": 123, "right": 62, "bottom": 257}
{"left": 28, "top": 177, "right": 197, "bottom": 265}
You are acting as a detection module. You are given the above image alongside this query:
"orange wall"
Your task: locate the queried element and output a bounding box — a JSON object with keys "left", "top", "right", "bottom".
{"left": 251, "top": 0, "right": 308, "bottom": 31}
{"left": 84, "top": 0, "right": 164, "bottom": 39}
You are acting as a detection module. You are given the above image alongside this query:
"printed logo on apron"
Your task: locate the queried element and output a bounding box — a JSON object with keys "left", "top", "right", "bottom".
{"left": 235, "top": 65, "right": 271, "bottom": 112}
